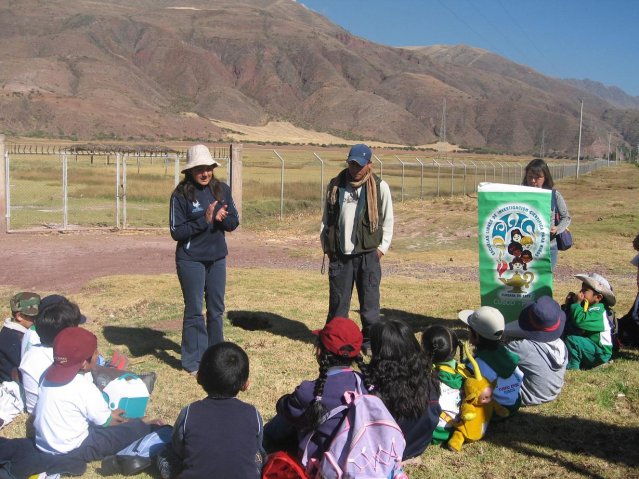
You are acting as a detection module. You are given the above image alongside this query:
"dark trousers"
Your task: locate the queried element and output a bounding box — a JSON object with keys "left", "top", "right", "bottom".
{"left": 327, "top": 250, "right": 381, "bottom": 339}
{"left": 176, "top": 258, "right": 227, "bottom": 372}
{"left": 66, "top": 420, "right": 153, "bottom": 462}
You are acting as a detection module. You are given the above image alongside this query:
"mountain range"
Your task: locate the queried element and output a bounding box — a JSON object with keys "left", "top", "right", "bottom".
{"left": 1, "top": 0, "right": 637, "bottom": 154}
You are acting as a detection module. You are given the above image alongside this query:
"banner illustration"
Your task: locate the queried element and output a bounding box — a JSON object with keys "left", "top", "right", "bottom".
{"left": 478, "top": 183, "right": 552, "bottom": 322}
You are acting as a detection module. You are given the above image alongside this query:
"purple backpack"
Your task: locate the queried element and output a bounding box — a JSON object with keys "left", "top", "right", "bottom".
{"left": 301, "top": 377, "right": 407, "bottom": 479}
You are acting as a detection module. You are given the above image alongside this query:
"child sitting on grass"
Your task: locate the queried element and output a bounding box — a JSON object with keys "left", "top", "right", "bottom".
{"left": 421, "top": 325, "right": 464, "bottom": 446}
{"left": 19, "top": 296, "right": 83, "bottom": 414}
{"left": 263, "top": 317, "right": 367, "bottom": 465}
{"left": 0, "top": 292, "right": 40, "bottom": 428}
{"left": 563, "top": 273, "right": 616, "bottom": 369}
{"left": 1, "top": 292, "right": 40, "bottom": 383}
{"left": 162, "top": 341, "right": 265, "bottom": 479}
{"left": 366, "top": 318, "right": 440, "bottom": 460}
{"left": 618, "top": 233, "right": 639, "bottom": 347}
{"left": 34, "top": 327, "right": 161, "bottom": 462}
{"left": 458, "top": 306, "right": 524, "bottom": 418}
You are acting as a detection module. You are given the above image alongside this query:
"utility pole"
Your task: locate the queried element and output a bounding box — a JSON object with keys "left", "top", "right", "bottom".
{"left": 607, "top": 132, "right": 611, "bottom": 165}
{"left": 576, "top": 98, "right": 583, "bottom": 178}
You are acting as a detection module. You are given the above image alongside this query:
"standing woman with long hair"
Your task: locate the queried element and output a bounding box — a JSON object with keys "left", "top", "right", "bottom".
{"left": 522, "top": 158, "right": 571, "bottom": 270}
{"left": 367, "top": 318, "right": 441, "bottom": 460}
{"left": 170, "top": 144, "right": 239, "bottom": 375}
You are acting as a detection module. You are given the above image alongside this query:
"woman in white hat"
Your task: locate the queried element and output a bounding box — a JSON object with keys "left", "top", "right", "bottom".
{"left": 169, "top": 144, "right": 239, "bottom": 374}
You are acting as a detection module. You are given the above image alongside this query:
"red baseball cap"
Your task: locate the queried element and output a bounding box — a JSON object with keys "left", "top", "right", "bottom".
{"left": 45, "top": 327, "right": 98, "bottom": 384}
{"left": 313, "top": 317, "right": 362, "bottom": 358}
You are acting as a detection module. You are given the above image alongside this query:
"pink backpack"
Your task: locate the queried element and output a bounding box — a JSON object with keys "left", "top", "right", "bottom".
{"left": 301, "top": 377, "right": 407, "bottom": 479}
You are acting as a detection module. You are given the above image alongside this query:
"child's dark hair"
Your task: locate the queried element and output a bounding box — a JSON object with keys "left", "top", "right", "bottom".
{"left": 198, "top": 342, "right": 249, "bottom": 398}
{"left": 421, "top": 325, "right": 461, "bottom": 364}
{"left": 633, "top": 233, "right": 639, "bottom": 252}
{"left": 468, "top": 328, "right": 501, "bottom": 350}
{"left": 36, "top": 300, "right": 82, "bottom": 346}
{"left": 367, "top": 319, "right": 435, "bottom": 421}
{"left": 303, "top": 337, "right": 367, "bottom": 432}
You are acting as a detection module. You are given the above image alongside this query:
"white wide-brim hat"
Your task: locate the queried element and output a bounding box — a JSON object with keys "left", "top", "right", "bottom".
{"left": 575, "top": 273, "right": 616, "bottom": 307}
{"left": 182, "top": 144, "right": 220, "bottom": 173}
{"left": 458, "top": 306, "right": 505, "bottom": 340}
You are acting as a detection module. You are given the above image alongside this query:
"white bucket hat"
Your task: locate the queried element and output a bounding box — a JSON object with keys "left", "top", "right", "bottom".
{"left": 458, "top": 306, "right": 505, "bottom": 340}
{"left": 182, "top": 144, "right": 220, "bottom": 173}
{"left": 575, "top": 273, "right": 616, "bottom": 307}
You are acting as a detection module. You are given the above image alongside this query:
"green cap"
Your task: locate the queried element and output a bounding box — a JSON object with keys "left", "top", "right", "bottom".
{"left": 10, "top": 292, "right": 41, "bottom": 317}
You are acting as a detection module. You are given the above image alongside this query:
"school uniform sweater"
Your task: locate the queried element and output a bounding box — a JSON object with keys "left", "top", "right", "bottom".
{"left": 172, "top": 397, "right": 264, "bottom": 479}
{"left": 0, "top": 320, "right": 26, "bottom": 382}
{"left": 169, "top": 181, "right": 239, "bottom": 262}
{"left": 566, "top": 301, "right": 613, "bottom": 357}
{"left": 276, "top": 367, "right": 362, "bottom": 461}
{"left": 432, "top": 360, "right": 464, "bottom": 444}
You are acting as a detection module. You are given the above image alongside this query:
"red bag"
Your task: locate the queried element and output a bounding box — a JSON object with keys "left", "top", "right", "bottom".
{"left": 262, "top": 451, "right": 309, "bottom": 479}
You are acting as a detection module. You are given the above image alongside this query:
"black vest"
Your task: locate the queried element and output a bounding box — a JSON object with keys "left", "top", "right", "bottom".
{"left": 323, "top": 169, "right": 383, "bottom": 255}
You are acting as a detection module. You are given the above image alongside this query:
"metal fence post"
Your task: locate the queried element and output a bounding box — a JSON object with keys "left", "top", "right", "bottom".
{"left": 373, "top": 154, "right": 383, "bottom": 179}
{"left": 447, "top": 160, "right": 454, "bottom": 196}
{"left": 62, "top": 153, "right": 68, "bottom": 229}
{"left": 174, "top": 153, "right": 180, "bottom": 187}
{"left": 3, "top": 146, "right": 9, "bottom": 232}
{"left": 469, "top": 160, "right": 478, "bottom": 192}
{"left": 394, "top": 155, "right": 405, "bottom": 202}
{"left": 273, "top": 150, "right": 285, "bottom": 220}
{"left": 116, "top": 153, "right": 121, "bottom": 229}
{"left": 433, "top": 159, "right": 441, "bottom": 197}
{"left": 313, "top": 153, "right": 325, "bottom": 209}
{"left": 123, "top": 154, "right": 128, "bottom": 229}
{"left": 460, "top": 161, "right": 467, "bottom": 195}
{"left": 415, "top": 157, "right": 424, "bottom": 199}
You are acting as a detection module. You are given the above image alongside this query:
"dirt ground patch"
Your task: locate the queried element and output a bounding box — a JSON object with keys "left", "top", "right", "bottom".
{"left": 0, "top": 229, "right": 321, "bottom": 293}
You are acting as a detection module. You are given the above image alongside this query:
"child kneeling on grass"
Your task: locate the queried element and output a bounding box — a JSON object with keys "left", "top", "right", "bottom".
{"left": 563, "top": 273, "right": 616, "bottom": 369}
{"left": 159, "top": 341, "right": 265, "bottom": 479}
{"left": 458, "top": 306, "right": 524, "bottom": 418}
{"left": 34, "top": 327, "right": 162, "bottom": 462}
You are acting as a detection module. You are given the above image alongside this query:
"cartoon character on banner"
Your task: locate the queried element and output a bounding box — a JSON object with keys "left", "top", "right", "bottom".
{"left": 489, "top": 208, "right": 544, "bottom": 294}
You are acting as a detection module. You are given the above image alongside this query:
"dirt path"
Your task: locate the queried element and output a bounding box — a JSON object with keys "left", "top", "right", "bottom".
{"left": 0, "top": 230, "right": 321, "bottom": 293}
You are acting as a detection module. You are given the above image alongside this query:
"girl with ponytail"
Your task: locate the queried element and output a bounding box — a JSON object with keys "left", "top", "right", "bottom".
{"left": 421, "top": 325, "right": 465, "bottom": 446}
{"left": 263, "top": 317, "right": 366, "bottom": 461}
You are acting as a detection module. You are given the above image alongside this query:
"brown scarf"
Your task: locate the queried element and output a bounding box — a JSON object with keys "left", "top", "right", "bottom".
{"left": 328, "top": 164, "right": 379, "bottom": 233}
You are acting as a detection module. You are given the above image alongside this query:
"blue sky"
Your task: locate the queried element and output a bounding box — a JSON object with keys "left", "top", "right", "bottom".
{"left": 297, "top": 0, "right": 639, "bottom": 96}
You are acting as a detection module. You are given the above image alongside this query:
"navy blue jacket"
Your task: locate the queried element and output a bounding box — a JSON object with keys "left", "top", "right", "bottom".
{"left": 276, "top": 367, "right": 362, "bottom": 460}
{"left": 172, "top": 397, "right": 264, "bottom": 479}
{"left": 0, "top": 325, "right": 23, "bottom": 382}
{"left": 169, "top": 181, "right": 239, "bottom": 262}
{"left": 396, "top": 385, "right": 441, "bottom": 459}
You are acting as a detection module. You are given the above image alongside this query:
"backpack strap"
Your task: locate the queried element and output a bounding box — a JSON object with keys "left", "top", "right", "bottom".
{"left": 551, "top": 189, "right": 559, "bottom": 226}
{"left": 299, "top": 373, "right": 365, "bottom": 467}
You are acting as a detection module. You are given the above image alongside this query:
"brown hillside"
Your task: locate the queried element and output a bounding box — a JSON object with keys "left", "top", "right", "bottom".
{"left": 0, "top": 0, "right": 637, "bottom": 152}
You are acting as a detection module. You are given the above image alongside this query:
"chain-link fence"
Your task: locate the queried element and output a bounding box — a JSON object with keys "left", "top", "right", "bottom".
{"left": 3, "top": 144, "right": 229, "bottom": 231}
{"left": 3, "top": 141, "right": 619, "bottom": 231}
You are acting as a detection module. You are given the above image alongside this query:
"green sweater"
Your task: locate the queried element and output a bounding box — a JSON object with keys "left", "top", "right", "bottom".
{"left": 568, "top": 301, "right": 613, "bottom": 355}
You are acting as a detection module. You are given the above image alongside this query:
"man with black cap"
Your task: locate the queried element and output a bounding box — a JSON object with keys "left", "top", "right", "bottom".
{"left": 320, "top": 144, "right": 394, "bottom": 348}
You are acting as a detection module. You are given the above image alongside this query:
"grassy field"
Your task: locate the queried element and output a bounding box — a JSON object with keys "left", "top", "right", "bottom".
{"left": 6, "top": 144, "right": 588, "bottom": 230}
{"left": 1, "top": 163, "right": 638, "bottom": 478}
